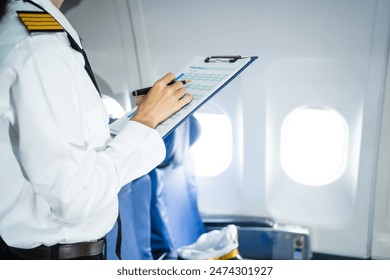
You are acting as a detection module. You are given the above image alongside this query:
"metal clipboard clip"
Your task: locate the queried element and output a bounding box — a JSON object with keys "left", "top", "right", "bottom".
{"left": 204, "top": 55, "right": 242, "bottom": 63}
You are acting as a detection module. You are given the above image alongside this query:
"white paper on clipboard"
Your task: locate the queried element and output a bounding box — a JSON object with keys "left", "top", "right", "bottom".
{"left": 109, "top": 55, "right": 257, "bottom": 138}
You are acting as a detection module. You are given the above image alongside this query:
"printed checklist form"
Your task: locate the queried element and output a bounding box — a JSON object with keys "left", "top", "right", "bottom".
{"left": 109, "top": 56, "right": 257, "bottom": 138}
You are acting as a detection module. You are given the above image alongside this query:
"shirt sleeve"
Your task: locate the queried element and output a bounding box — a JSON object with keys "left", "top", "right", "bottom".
{"left": 11, "top": 35, "right": 165, "bottom": 224}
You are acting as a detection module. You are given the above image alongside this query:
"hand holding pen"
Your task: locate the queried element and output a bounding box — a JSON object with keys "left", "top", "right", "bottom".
{"left": 129, "top": 73, "right": 193, "bottom": 128}
{"left": 132, "top": 79, "right": 190, "bottom": 96}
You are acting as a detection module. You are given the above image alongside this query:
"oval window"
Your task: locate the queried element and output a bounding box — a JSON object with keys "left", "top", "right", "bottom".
{"left": 190, "top": 107, "right": 233, "bottom": 177}
{"left": 102, "top": 95, "right": 125, "bottom": 119}
{"left": 280, "top": 107, "right": 349, "bottom": 186}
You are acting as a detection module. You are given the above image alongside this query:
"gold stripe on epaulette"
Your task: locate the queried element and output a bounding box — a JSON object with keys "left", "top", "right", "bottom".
{"left": 17, "top": 11, "right": 64, "bottom": 33}
{"left": 24, "top": 22, "right": 62, "bottom": 27}
{"left": 19, "top": 17, "right": 57, "bottom": 22}
{"left": 18, "top": 13, "right": 53, "bottom": 18}
{"left": 25, "top": 26, "right": 64, "bottom": 31}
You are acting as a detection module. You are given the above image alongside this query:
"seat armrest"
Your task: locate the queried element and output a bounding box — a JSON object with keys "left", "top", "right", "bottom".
{"left": 202, "top": 215, "right": 275, "bottom": 229}
{"left": 202, "top": 215, "right": 311, "bottom": 260}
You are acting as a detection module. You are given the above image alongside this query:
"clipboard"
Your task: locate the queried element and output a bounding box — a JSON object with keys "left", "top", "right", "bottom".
{"left": 109, "top": 55, "right": 258, "bottom": 138}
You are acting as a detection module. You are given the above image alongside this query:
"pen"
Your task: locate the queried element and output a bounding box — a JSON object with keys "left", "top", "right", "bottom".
{"left": 132, "top": 80, "right": 189, "bottom": 96}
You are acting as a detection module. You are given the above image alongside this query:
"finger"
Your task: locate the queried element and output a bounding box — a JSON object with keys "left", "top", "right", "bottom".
{"left": 174, "top": 86, "right": 187, "bottom": 98}
{"left": 174, "top": 79, "right": 191, "bottom": 87}
{"left": 177, "top": 94, "right": 193, "bottom": 106}
{"left": 171, "top": 80, "right": 191, "bottom": 94}
{"left": 170, "top": 80, "right": 186, "bottom": 92}
{"left": 160, "top": 72, "right": 176, "bottom": 85}
{"left": 136, "top": 95, "right": 145, "bottom": 105}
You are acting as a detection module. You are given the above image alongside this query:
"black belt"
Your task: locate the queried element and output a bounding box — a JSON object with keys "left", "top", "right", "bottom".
{"left": 8, "top": 239, "right": 105, "bottom": 260}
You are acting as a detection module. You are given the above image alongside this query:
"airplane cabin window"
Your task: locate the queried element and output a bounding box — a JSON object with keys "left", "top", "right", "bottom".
{"left": 280, "top": 107, "right": 349, "bottom": 186}
{"left": 102, "top": 95, "right": 126, "bottom": 119}
{"left": 189, "top": 106, "right": 233, "bottom": 177}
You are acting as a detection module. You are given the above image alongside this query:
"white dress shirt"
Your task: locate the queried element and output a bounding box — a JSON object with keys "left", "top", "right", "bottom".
{"left": 0, "top": 0, "right": 165, "bottom": 249}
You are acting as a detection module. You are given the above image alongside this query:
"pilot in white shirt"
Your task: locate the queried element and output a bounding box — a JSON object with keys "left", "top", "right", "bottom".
{"left": 0, "top": 0, "right": 192, "bottom": 259}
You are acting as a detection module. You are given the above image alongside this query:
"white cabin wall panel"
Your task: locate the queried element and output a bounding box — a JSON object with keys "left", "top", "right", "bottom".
{"left": 372, "top": 39, "right": 390, "bottom": 259}
{"left": 129, "top": 0, "right": 390, "bottom": 258}
{"left": 63, "top": 0, "right": 390, "bottom": 258}
{"left": 127, "top": 0, "right": 261, "bottom": 215}
{"left": 63, "top": 0, "right": 141, "bottom": 110}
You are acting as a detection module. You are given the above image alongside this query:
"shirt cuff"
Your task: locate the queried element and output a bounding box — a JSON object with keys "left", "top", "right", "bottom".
{"left": 108, "top": 120, "right": 166, "bottom": 185}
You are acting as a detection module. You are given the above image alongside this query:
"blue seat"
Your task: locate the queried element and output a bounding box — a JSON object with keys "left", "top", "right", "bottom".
{"left": 106, "top": 116, "right": 205, "bottom": 260}
{"left": 149, "top": 117, "right": 206, "bottom": 259}
{"left": 105, "top": 175, "right": 153, "bottom": 260}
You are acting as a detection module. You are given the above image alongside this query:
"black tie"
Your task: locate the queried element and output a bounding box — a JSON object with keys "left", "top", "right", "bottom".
{"left": 66, "top": 33, "right": 101, "bottom": 96}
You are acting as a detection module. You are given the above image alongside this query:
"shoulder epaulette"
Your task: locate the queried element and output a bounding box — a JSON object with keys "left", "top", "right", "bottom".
{"left": 17, "top": 11, "right": 64, "bottom": 33}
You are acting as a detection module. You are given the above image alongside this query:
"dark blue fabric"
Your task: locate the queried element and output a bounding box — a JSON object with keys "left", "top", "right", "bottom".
{"left": 106, "top": 175, "right": 153, "bottom": 260}
{"left": 106, "top": 116, "right": 205, "bottom": 259}
{"left": 189, "top": 115, "right": 201, "bottom": 146}
{"left": 150, "top": 117, "right": 206, "bottom": 256}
